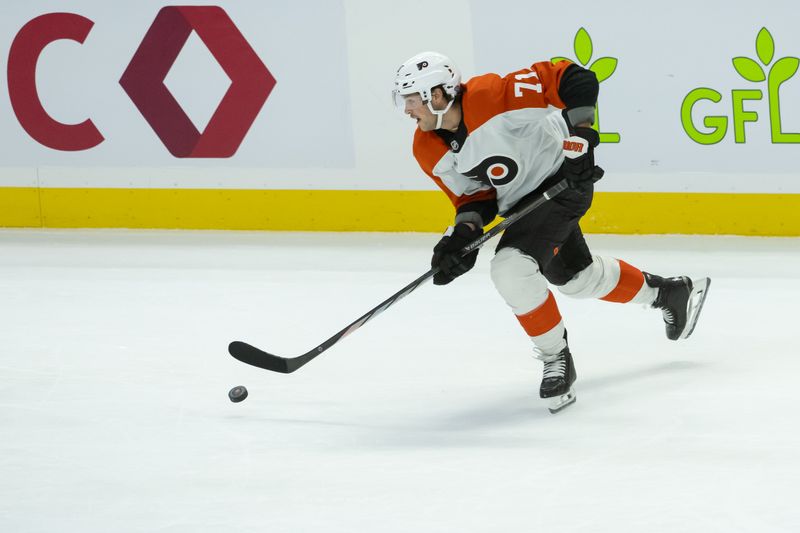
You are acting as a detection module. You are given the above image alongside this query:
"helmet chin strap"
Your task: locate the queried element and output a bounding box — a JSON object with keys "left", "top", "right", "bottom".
{"left": 427, "top": 100, "right": 455, "bottom": 130}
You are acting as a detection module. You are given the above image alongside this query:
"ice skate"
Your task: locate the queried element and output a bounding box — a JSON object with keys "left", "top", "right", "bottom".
{"left": 535, "top": 344, "right": 577, "bottom": 414}
{"left": 644, "top": 273, "right": 711, "bottom": 340}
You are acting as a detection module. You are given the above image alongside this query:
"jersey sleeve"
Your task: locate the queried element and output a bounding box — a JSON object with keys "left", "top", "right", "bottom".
{"left": 504, "top": 59, "right": 573, "bottom": 111}
{"left": 502, "top": 60, "right": 599, "bottom": 128}
{"left": 461, "top": 60, "right": 574, "bottom": 132}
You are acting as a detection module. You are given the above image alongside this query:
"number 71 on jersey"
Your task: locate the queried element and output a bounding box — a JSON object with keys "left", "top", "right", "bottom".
{"left": 514, "top": 71, "right": 542, "bottom": 96}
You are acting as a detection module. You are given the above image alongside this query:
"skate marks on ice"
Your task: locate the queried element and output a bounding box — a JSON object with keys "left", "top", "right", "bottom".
{"left": 575, "top": 360, "right": 704, "bottom": 393}
{"left": 223, "top": 362, "right": 704, "bottom": 452}
{"left": 429, "top": 360, "right": 704, "bottom": 427}
{"left": 235, "top": 360, "right": 706, "bottom": 448}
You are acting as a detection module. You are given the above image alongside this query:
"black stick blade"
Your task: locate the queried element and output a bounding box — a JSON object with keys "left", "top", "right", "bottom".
{"left": 228, "top": 341, "right": 292, "bottom": 373}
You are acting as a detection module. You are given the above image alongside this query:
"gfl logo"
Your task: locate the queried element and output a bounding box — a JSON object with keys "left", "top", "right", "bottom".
{"left": 7, "top": 6, "right": 276, "bottom": 158}
{"left": 681, "top": 28, "right": 799, "bottom": 144}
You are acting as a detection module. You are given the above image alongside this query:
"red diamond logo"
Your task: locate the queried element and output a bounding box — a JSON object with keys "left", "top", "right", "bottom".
{"left": 119, "top": 6, "right": 276, "bottom": 158}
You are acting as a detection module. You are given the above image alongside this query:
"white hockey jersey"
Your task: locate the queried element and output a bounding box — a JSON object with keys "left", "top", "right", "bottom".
{"left": 412, "top": 60, "right": 574, "bottom": 216}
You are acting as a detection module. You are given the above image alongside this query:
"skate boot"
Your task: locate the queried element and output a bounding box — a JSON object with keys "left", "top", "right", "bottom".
{"left": 535, "top": 343, "right": 577, "bottom": 414}
{"left": 644, "top": 273, "right": 711, "bottom": 341}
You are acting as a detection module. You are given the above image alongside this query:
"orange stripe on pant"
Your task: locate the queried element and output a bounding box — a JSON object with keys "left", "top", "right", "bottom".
{"left": 516, "top": 290, "right": 562, "bottom": 336}
{"left": 600, "top": 259, "right": 644, "bottom": 303}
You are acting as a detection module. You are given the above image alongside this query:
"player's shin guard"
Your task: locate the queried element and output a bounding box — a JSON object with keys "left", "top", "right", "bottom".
{"left": 515, "top": 295, "right": 576, "bottom": 413}
{"left": 491, "top": 248, "right": 576, "bottom": 412}
{"left": 560, "top": 256, "right": 657, "bottom": 304}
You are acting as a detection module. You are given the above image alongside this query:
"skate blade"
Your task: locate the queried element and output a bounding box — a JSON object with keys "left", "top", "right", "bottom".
{"left": 679, "top": 277, "right": 711, "bottom": 340}
{"left": 547, "top": 390, "right": 576, "bottom": 414}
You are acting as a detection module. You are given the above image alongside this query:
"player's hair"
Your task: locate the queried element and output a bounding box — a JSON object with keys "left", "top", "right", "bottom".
{"left": 434, "top": 83, "right": 465, "bottom": 103}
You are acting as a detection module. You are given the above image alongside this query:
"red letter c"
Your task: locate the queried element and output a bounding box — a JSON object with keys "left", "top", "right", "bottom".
{"left": 7, "top": 13, "right": 104, "bottom": 151}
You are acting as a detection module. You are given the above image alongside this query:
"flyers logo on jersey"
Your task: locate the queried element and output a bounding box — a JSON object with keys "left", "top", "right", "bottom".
{"left": 464, "top": 155, "right": 519, "bottom": 187}
{"left": 562, "top": 136, "right": 589, "bottom": 159}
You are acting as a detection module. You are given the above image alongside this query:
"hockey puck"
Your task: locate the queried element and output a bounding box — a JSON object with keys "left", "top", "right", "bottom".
{"left": 228, "top": 385, "right": 248, "bottom": 403}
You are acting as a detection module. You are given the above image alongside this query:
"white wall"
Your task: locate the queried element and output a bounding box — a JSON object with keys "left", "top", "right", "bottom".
{"left": 1, "top": 0, "right": 799, "bottom": 192}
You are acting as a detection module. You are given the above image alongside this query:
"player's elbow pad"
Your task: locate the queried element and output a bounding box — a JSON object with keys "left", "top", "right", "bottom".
{"left": 558, "top": 64, "right": 599, "bottom": 127}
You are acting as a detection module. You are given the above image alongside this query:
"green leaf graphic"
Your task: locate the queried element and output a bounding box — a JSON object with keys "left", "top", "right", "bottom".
{"left": 732, "top": 57, "right": 766, "bottom": 82}
{"left": 771, "top": 56, "right": 800, "bottom": 79}
{"left": 589, "top": 57, "right": 617, "bottom": 82}
{"left": 756, "top": 27, "right": 774, "bottom": 65}
{"left": 551, "top": 56, "right": 572, "bottom": 64}
{"left": 574, "top": 28, "right": 593, "bottom": 65}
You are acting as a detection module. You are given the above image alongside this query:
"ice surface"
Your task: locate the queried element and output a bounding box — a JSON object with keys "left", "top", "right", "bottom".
{"left": 1, "top": 229, "right": 798, "bottom": 533}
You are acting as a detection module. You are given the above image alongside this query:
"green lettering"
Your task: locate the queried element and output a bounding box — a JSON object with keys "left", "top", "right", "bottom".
{"left": 681, "top": 88, "right": 727, "bottom": 144}
{"left": 731, "top": 89, "right": 762, "bottom": 143}
{"left": 768, "top": 57, "right": 800, "bottom": 143}
{"left": 594, "top": 107, "right": 620, "bottom": 143}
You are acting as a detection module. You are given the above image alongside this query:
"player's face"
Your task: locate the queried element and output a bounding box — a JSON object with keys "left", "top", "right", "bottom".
{"left": 403, "top": 94, "right": 437, "bottom": 131}
{"left": 410, "top": 91, "right": 455, "bottom": 131}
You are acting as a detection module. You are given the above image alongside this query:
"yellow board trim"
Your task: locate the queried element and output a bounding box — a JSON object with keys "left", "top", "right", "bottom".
{"left": 0, "top": 187, "right": 798, "bottom": 235}
{"left": 0, "top": 187, "right": 42, "bottom": 227}
{"left": 585, "top": 192, "right": 800, "bottom": 236}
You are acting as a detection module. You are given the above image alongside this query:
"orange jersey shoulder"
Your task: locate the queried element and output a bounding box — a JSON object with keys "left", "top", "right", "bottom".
{"left": 413, "top": 129, "right": 448, "bottom": 177}
{"left": 413, "top": 130, "right": 495, "bottom": 209}
{"left": 462, "top": 60, "right": 572, "bottom": 132}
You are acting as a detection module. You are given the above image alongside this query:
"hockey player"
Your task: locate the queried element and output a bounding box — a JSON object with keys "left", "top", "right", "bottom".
{"left": 392, "top": 52, "right": 710, "bottom": 413}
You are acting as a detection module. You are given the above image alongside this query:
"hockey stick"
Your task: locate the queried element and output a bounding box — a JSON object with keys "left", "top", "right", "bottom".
{"left": 229, "top": 179, "right": 568, "bottom": 373}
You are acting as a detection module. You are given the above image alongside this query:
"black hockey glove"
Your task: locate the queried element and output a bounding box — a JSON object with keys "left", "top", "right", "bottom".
{"left": 431, "top": 223, "right": 483, "bottom": 285}
{"left": 560, "top": 126, "right": 604, "bottom": 190}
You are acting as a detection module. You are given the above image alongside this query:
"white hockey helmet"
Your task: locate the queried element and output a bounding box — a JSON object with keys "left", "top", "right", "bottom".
{"left": 392, "top": 51, "right": 461, "bottom": 114}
